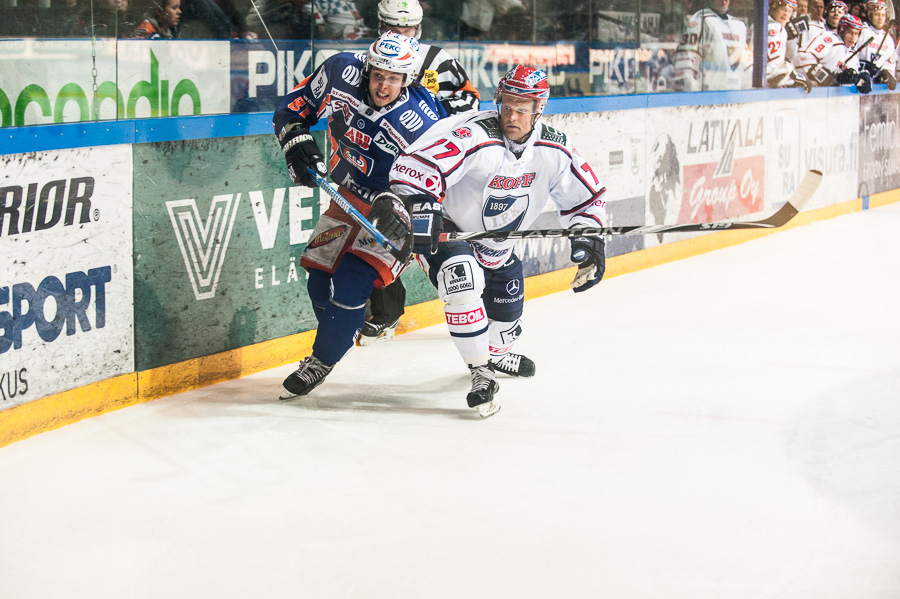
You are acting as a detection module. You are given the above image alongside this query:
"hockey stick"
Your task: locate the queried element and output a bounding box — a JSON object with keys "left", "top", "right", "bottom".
{"left": 307, "top": 167, "right": 408, "bottom": 260}
{"left": 439, "top": 169, "right": 822, "bottom": 242}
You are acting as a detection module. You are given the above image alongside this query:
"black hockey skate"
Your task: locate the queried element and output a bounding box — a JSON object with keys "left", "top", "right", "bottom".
{"left": 280, "top": 355, "right": 334, "bottom": 399}
{"left": 491, "top": 352, "right": 536, "bottom": 378}
{"left": 357, "top": 318, "right": 400, "bottom": 346}
{"left": 467, "top": 363, "right": 500, "bottom": 418}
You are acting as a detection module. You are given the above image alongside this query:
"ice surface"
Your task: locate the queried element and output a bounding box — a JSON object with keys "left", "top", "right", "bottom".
{"left": 1, "top": 205, "right": 899, "bottom": 598}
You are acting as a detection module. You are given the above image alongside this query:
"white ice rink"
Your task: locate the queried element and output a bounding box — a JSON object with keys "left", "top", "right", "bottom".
{"left": 2, "top": 204, "right": 899, "bottom": 599}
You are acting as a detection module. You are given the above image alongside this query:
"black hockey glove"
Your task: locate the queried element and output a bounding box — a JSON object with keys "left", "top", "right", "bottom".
{"left": 569, "top": 235, "right": 606, "bottom": 293}
{"left": 406, "top": 194, "right": 443, "bottom": 254}
{"left": 858, "top": 60, "right": 879, "bottom": 77}
{"left": 369, "top": 192, "right": 412, "bottom": 243}
{"left": 835, "top": 67, "right": 859, "bottom": 85}
{"left": 876, "top": 70, "right": 897, "bottom": 91}
{"left": 856, "top": 70, "right": 873, "bottom": 95}
{"left": 785, "top": 17, "right": 807, "bottom": 40}
{"left": 277, "top": 121, "right": 326, "bottom": 187}
{"left": 791, "top": 72, "right": 813, "bottom": 93}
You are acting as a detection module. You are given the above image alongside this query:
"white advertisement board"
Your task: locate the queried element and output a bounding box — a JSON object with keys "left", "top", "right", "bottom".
{"left": 0, "top": 145, "right": 135, "bottom": 410}
{"left": 0, "top": 39, "right": 230, "bottom": 126}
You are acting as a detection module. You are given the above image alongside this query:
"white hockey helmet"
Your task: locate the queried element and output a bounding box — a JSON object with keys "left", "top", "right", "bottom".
{"left": 366, "top": 31, "right": 420, "bottom": 87}
{"left": 378, "top": 0, "right": 424, "bottom": 35}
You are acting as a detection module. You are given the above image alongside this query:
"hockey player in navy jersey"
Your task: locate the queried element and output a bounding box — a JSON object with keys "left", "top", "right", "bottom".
{"left": 359, "top": 0, "right": 482, "bottom": 346}
{"left": 389, "top": 66, "right": 608, "bottom": 418}
{"left": 274, "top": 31, "right": 449, "bottom": 400}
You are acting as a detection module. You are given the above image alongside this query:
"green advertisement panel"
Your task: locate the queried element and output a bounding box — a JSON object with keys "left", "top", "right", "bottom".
{"left": 133, "top": 134, "right": 321, "bottom": 370}
{"left": 132, "top": 133, "right": 437, "bottom": 371}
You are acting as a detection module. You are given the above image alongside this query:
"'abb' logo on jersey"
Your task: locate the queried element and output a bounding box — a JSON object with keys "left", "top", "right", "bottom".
{"left": 345, "top": 126, "right": 371, "bottom": 149}
{"left": 488, "top": 173, "right": 536, "bottom": 190}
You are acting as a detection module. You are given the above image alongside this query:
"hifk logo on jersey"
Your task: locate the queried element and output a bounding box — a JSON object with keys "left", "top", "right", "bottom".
{"left": 488, "top": 172, "right": 536, "bottom": 191}
{"left": 345, "top": 126, "right": 371, "bottom": 150}
{"left": 166, "top": 194, "right": 241, "bottom": 301}
{"left": 452, "top": 127, "right": 472, "bottom": 138}
{"left": 482, "top": 194, "right": 529, "bottom": 232}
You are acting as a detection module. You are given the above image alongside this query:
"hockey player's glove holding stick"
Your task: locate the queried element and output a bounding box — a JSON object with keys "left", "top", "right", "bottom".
{"left": 278, "top": 121, "right": 327, "bottom": 187}
{"left": 876, "top": 70, "right": 897, "bottom": 90}
{"left": 406, "top": 194, "right": 443, "bottom": 255}
{"left": 368, "top": 192, "right": 413, "bottom": 262}
{"left": 569, "top": 235, "right": 606, "bottom": 293}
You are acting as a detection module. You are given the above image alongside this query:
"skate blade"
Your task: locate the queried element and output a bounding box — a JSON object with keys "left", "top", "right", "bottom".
{"left": 477, "top": 401, "right": 501, "bottom": 419}
{"left": 357, "top": 329, "right": 395, "bottom": 346}
{"left": 279, "top": 388, "right": 299, "bottom": 401}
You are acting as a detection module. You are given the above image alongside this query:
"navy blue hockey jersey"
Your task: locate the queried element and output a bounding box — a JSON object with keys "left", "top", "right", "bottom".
{"left": 273, "top": 52, "right": 449, "bottom": 203}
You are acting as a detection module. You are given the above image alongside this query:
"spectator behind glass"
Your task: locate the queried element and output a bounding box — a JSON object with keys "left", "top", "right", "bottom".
{"left": 74, "top": 0, "right": 134, "bottom": 37}
{"left": 797, "top": 0, "right": 809, "bottom": 15}
{"left": 312, "top": 0, "right": 371, "bottom": 39}
{"left": 179, "top": 0, "right": 258, "bottom": 38}
{"left": 245, "top": 0, "right": 313, "bottom": 39}
{"left": 132, "top": 0, "right": 181, "bottom": 38}
{"left": 460, "top": 0, "right": 527, "bottom": 40}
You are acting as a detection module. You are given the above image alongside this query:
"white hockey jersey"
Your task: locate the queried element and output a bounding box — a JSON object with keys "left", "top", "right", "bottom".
{"left": 787, "top": 15, "right": 826, "bottom": 65}
{"left": 673, "top": 8, "right": 750, "bottom": 91}
{"left": 794, "top": 30, "right": 858, "bottom": 83}
{"left": 857, "top": 23, "right": 897, "bottom": 74}
{"left": 388, "top": 111, "right": 608, "bottom": 269}
{"left": 767, "top": 16, "right": 803, "bottom": 86}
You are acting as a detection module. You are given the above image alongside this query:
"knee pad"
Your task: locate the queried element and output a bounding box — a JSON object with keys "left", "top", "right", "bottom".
{"left": 437, "top": 254, "right": 485, "bottom": 306}
{"left": 482, "top": 254, "right": 524, "bottom": 322}
{"left": 306, "top": 268, "right": 332, "bottom": 316}
{"left": 489, "top": 318, "right": 523, "bottom": 357}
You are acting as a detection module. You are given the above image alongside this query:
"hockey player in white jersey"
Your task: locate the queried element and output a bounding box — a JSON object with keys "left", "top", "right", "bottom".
{"left": 389, "top": 66, "right": 608, "bottom": 418}
{"left": 359, "top": 0, "right": 481, "bottom": 346}
{"left": 823, "top": 0, "right": 848, "bottom": 32}
{"left": 673, "top": 0, "right": 751, "bottom": 91}
{"left": 768, "top": 0, "right": 814, "bottom": 90}
{"left": 795, "top": 13, "right": 873, "bottom": 91}
{"left": 786, "top": 0, "right": 826, "bottom": 62}
{"left": 857, "top": 0, "right": 898, "bottom": 89}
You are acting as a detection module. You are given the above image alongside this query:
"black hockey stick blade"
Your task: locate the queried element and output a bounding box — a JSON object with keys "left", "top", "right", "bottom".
{"left": 439, "top": 170, "right": 822, "bottom": 242}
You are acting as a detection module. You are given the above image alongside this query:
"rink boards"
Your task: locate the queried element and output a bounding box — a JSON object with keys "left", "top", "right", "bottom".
{"left": 2, "top": 89, "right": 900, "bottom": 446}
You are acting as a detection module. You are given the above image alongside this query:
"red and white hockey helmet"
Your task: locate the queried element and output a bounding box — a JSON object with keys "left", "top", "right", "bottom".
{"left": 493, "top": 65, "right": 550, "bottom": 115}
{"left": 839, "top": 13, "right": 865, "bottom": 31}
{"left": 776, "top": 0, "right": 798, "bottom": 9}
{"left": 825, "top": 0, "right": 848, "bottom": 13}
{"left": 366, "top": 31, "right": 420, "bottom": 86}
{"left": 865, "top": 0, "right": 888, "bottom": 13}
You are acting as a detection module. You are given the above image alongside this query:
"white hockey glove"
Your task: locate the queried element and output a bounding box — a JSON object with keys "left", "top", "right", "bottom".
{"left": 569, "top": 235, "right": 606, "bottom": 293}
